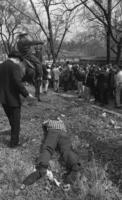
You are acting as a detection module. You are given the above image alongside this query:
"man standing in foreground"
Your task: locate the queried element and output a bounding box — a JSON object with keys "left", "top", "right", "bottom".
{"left": 0, "top": 51, "right": 34, "bottom": 148}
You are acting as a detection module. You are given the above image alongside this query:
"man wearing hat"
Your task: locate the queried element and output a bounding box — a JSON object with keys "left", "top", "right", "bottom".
{"left": 17, "top": 32, "right": 43, "bottom": 101}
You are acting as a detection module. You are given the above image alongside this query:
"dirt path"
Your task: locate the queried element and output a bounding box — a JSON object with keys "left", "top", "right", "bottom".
{"left": 0, "top": 88, "right": 122, "bottom": 200}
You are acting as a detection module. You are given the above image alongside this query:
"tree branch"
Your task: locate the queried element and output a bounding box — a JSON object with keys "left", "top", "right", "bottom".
{"left": 81, "top": 0, "right": 119, "bottom": 44}
{"left": 0, "top": 26, "right": 8, "bottom": 54}
{"left": 111, "top": 46, "right": 117, "bottom": 55}
{"left": 29, "top": 0, "right": 49, "bottom": 39}
{"left": 112, "top": 0, "right": 121, "bottom": 11}
{"left": 6, "top": 0, "right": 41, "bottom": 29}
{"left": 93, "top": 0, "right": 108, "bottom": 21}
{"left": 63, "top": 0, "right": 88, "bottom": 12}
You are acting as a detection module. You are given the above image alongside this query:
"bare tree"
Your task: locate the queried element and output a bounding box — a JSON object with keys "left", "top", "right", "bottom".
{"left": 64, "top": 0, "right": 122, "bottom": 64}
{"left": 0, "top": 0, "right": 31, "bottom": 54}
{"left": 28, "top": 0, "right": 81, "bottom": 63}
{"left": 80, "top": 0, "right": 122, "bottom": 64}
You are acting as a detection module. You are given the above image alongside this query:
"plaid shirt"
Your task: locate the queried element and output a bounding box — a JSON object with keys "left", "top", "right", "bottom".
{"left": 42, "top": 119, "right": 67, "bottom": 132}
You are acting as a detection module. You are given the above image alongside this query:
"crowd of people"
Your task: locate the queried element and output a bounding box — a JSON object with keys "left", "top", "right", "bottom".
{"left": 14, "top": 32, "right": 122, "bottom": 109}
{"left": 41, "top": 61, "right": 122, "bottom": 108}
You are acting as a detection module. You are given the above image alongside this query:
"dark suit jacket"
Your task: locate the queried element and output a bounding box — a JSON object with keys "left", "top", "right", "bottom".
{"left": 0, "top": 59, "right": 29, "bottom": 107}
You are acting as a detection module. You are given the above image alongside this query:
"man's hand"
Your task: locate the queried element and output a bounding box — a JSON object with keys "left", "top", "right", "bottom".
{"left": 28, "top": 93, "right": 35, "bottom": 98}
{"left": 26, "top": 93, "right": 36, "bottom": 105}
{"left": 21, "top": 93, "right": 36, "bottom": 106}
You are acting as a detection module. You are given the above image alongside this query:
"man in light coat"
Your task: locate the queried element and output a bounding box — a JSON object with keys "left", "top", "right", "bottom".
{"left": 114, "top": 66, "right": 122, "bottom": 108}
{"left": 52, "top": 65, "right": 60, "bottom": 92}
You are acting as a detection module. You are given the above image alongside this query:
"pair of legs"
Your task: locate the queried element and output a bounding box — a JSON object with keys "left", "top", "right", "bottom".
{"left": 2, "top": 104, "right": 21, "bottom": 147}
{"left": 23, "top": 128, "right": 81, "bottom": 185}
{"left": 77, "top": 81, "right": 84, "bottom": 97}
{"left": 115, "top": 83, "right": 122, "bottom": 107}
{"left": 40, "top": 79, "right": 49, "bottom": 93}
{"left": 35, "top": 78, "right": 42, "bottom": 101}
{"left": 25, "top": 55, "right": 43, "bottom": 102}
{"left": 99, "top": 84, "right": 109, "bottom": 105}
{"left": 53, "top": 80, "right": 59, "bottom": 92}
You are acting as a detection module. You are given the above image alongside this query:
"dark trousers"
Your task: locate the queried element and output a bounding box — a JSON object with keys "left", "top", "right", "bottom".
{"left": 36, "top": 129, "right": 81, "bottom": 172}
{"left": 25, "top": 55, "right": 42, "bottom": 101}
{"left": 63, "top": 81, "right": 68, "bottom": 91}
{"left": 2, "top": 104, "right": 21, "bottom": 145}
{"left": 35, "top": 79, "right": 41, "bottom": 101}
{"left": 100, "top": 84, "right": 109, "bottom": 105}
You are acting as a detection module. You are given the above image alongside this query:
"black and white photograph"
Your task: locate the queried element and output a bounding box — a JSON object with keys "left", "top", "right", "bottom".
{"left": 0, "top": 0, "right": 122, "bottom": 199}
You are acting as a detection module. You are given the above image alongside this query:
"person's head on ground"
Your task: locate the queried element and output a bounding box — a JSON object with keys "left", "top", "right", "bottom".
{"left": 42, "top": 114, "right": 66, "bottom": 132}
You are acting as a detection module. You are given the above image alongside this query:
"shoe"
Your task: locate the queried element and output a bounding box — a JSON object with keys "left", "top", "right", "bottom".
{"left": 23, "top": 168, "right": 47, "bottom": 186}
{"left": 23, "top": 170, "right": 41, "bottom": 186}
{"left": 64, "top": 171, "right": 78, "bottom": 184}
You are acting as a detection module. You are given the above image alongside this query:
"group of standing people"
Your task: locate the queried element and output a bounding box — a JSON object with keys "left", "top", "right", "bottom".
{"left": 52, "top": 62, "right": 122, "bottom": 108}
{"left": 39, "top": 63, "right": 61, "bottom": 94}
{"left": 74, "top": 63, "right": 122, "bottom": 108}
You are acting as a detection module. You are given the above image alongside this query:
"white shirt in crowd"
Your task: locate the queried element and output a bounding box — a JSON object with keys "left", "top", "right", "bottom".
{"left": 68, "top": 64, "right": 72, "bottom": 71}
{"left": 52, "top": 67, "right": 60, "bottom": 80}
{"left": 115, "top": 70, "right": 122, "bottom": 86}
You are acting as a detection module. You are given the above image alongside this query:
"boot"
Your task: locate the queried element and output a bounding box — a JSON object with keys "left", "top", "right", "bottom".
{"left": 23, "top": 168, "right": 46, "bottom": 186}
{"left": 64, "top": 170, "right": 78, "bottom": 184}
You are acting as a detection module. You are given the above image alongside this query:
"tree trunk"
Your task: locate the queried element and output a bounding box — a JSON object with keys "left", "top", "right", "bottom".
{"left": 106, "top": 0, "right": 112, "bottom": 64}
{"left": 52, "top": 53, "right": 56, "bottom": 64}
{"left": 46, "top": 6, "right": 56, "bottom": 64}
{"left": 47, "top": 51, "right": 51, "bottom": 60}
{"left": 106, "top": 29, "right": 111, "bottom": 64}
{"left": 116, "top": 42, "right": 121, "bottom": 65}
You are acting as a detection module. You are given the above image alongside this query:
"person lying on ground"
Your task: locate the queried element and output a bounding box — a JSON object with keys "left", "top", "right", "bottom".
{"left": 22, "top": 117, "right": 82, "bottom": 186}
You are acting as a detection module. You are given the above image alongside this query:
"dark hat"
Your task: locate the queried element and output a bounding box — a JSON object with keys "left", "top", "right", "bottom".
{"left": 18, "top": 32, "right": 28, "bottom": 38}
